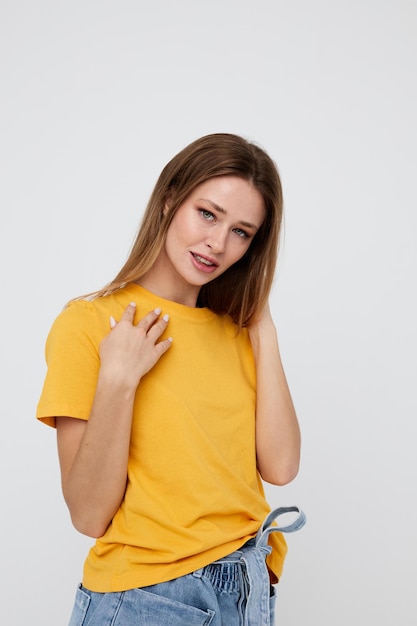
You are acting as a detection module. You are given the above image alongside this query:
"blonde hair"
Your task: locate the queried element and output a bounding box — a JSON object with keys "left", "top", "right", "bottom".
{"left": 81, "top": 133, "right": 283, "bottom": 328}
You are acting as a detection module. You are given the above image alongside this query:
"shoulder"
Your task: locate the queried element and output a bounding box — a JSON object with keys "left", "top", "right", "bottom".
{"left": 46, "top": 298, "right": 110, "bottom": 357}
{"left": 46, "top": 285, "right": 142, "bottom": 346}
{"left": 49, "top": 299, "right": 101, "bottom": 337}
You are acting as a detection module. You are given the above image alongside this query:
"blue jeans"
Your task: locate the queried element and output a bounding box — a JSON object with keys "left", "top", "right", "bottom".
{"left": 68, "top": 506, "right": 306, "bottom": 626}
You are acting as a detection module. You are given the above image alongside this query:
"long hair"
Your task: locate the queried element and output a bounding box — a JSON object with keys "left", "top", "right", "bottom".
{"left": 84, "top": 133, "right": 283, "bottom": 328}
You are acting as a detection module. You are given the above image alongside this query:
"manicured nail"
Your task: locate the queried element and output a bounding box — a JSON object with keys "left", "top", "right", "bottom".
{"left": 162, "top": 313, "right": 170, "bottom": 322}
{"left": 154, "top": 307, "right": 162, "bottom": 315}
{"left": 110, "top": 315, "right": 116, "bottom": 328}
{"left": 129, "top": 301, "right": 136, "bottom": 307}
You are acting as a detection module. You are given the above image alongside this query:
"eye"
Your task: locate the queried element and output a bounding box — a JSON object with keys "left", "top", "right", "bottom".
{"left": 233, "top": 227, "right": 250, "bottom": 239}
{"left": 198, "top": 209, "right": 215, "bottom": 221}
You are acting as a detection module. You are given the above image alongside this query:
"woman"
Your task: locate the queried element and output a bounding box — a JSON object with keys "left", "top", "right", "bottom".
{"left": 37, "top": 133, "right": 305, "bottom": 625}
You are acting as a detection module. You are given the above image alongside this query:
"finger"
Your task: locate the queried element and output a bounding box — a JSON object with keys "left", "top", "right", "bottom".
{"left": 155, "top": 336, "right": 173, "bottom": 356}
{"left": 136, "top": 307, "right": 163, "bottom": 332}
{"left": 119, "top": 301, "right": 138, "bottom": 324}
{"left": 146, "top": 313, "right": 170, "bottom": 340}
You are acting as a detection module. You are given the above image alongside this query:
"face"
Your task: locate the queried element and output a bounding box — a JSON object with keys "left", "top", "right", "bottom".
{"left": 145, "top": 176, "right": 265, "bottom": 306}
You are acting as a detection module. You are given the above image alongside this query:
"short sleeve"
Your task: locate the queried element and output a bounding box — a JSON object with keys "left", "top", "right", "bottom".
{"left": 36, "top": 300, "right": 102, "bottom": 427}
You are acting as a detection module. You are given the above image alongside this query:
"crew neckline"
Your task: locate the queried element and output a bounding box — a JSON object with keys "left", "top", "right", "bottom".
{"left": 123, "top": 283, "right": 217, "bottom": 322}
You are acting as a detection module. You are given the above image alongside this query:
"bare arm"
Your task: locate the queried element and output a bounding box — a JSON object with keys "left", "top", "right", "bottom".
{"left": 56, "top": 303, "right": 172, "bottom": 537}
{"left": 249, "top": 303, "right": 301, "bottom": 485}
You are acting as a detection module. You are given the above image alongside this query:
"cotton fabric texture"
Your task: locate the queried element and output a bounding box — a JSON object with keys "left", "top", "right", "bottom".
{"left": 37, "top": 283, "right": 287, "bottom": 591}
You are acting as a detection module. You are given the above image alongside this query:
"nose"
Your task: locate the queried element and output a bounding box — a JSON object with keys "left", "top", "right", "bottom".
{"left": 206, "top": 227, "right": 227, "bottom": 254}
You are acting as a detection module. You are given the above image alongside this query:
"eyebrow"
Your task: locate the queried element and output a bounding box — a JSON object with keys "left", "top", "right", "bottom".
{"left": 198, "top": 198, "right": 260, "bottom": 230}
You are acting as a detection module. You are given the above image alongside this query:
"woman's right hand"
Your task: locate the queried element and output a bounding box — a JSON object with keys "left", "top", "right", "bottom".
{"left": 99, "top": 302, "right": 173, "bottom": 390}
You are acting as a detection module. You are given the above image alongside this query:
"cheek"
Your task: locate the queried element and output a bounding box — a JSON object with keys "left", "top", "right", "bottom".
{"left": 169, "top": 214, "right": 196, "bottom": 244}
{"left": 227, "top": 240, "right": 252, "bottom": 266}
{"left": 165, "top": 221, "right": 186, "bottom": 250}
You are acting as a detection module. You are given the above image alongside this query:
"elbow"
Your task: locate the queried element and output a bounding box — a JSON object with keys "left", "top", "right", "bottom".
{"left": 62, "top": 484, "right": 122, "bottom": 538}
{"left": 66, "top": 504, "right": 111, "bottom": 538}
{"left": 70, "top": 513, "right": 109, "bottom": 538}
{"left": 258, "top": 460, "right": 300, "bottom": 486}
{"left": 63, "top": 490, "right": 115, "bottom": 538}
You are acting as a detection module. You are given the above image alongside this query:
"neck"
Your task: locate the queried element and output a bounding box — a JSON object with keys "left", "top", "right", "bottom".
{"left": 136, "top": 273, "right": 200, "bottom": 308}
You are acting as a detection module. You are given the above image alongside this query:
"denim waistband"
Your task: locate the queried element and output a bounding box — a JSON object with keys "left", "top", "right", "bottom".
{"left": 195, "top": 506, "right": 306, "bottom": 625}
{"left": 202, "top": 560, "right": 243, "bottom": 593}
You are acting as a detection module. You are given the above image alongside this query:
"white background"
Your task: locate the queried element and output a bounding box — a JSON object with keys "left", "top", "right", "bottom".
{"left": 1, "top": 1, "right": 416, "bottom": 624}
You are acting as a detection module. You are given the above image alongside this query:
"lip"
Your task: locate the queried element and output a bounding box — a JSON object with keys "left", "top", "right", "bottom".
{"left": 190, "top": 251, "right": 219, "bottom": 273}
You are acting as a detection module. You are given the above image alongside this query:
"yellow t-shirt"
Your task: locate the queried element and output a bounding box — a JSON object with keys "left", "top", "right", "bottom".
{"left": 37, "top": 283, "right": 287, "bottom": 591}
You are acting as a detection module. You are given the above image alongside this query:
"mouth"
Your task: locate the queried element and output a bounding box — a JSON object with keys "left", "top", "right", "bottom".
{"left": 190, "top": 252, "right": 219, "bottom": 272}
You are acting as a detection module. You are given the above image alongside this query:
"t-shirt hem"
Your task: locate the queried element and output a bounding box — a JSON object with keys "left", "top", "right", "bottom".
{"left": 82, "top": 534, "right": 286, "bottom": 593}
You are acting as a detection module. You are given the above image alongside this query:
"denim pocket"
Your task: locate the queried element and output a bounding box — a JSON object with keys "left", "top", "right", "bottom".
{"left": 114, "top": 587, "right": 215, "bottom": 625}
{"left": 68, "top": 585, "right": 91, "bottom": 626}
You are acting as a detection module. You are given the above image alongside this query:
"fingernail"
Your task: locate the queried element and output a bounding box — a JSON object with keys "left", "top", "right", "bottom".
{"left": 154, "top": 307, "right": 162, "bottom": 315}
{"left": 129, "top": 301, "right": 136, "bottom": 307}
{"left": 162, "top": 314, "right": 170, "bottom": 322}
{"left": 110, "top": 315, "right": 116, "bottom": 328}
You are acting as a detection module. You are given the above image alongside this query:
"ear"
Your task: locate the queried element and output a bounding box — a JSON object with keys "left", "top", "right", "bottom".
{"left": 163, "top": 190, "right": 173, "bottom": 216}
